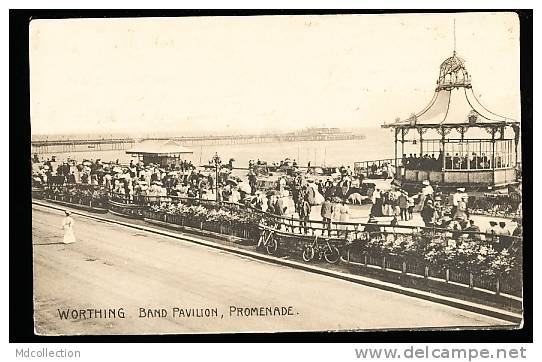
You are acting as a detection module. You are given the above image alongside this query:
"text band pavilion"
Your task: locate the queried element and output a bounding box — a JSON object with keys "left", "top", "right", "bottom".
{"left": 381, "top": 51, "right": 520, "bottom": 190}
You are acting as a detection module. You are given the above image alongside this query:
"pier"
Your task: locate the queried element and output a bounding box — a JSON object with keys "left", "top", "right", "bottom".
{"left": 31, "top": 132, "right": 366, "bottom": 154}
{"left": 31, "top": 138, "right": 137, "bottom": 154}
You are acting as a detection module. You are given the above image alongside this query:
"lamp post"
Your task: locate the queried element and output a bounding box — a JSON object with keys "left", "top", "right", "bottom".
{"left": 212, "top": 152, "right": 222, "bottom": 201}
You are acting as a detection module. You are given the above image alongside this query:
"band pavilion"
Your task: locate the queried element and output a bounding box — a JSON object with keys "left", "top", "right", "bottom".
{"left": 381, "top": 51, "right": 520, "bottom": 190}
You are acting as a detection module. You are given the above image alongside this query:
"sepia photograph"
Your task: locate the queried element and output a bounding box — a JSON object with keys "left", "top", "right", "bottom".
{"left": 28, "top": 11, "right": 526, "bottom": 336}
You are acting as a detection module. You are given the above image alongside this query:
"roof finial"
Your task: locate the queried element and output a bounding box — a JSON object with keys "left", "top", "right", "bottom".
{"left": 453, "top": 18, "right": 456, "bottom": 56}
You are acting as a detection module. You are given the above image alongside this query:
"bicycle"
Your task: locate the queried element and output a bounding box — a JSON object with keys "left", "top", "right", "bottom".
{"left": 302, "top": 235, "right": 340, "bottom": 263}
{"left": 257, "top": 227, "right": 278, "bottom": 255}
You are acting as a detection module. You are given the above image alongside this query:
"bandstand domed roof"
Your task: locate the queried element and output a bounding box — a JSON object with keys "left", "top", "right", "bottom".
{"left": 383, "top": 52, "right": 519, "bottom": 129}
{"left": 440, "top": 52, "right": 465, "bottom": 70}
{"left": 437, "top": 52, "right": 470, "bottom": 89}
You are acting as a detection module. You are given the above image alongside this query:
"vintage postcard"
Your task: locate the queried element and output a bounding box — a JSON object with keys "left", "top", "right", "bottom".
{"left": 30, "top": 12, "right": 524, "bottom": 335}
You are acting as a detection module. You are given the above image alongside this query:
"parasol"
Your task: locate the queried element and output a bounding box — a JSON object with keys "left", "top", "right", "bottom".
{"left": 226, "top": 178, "right": 238, "bottom": 187}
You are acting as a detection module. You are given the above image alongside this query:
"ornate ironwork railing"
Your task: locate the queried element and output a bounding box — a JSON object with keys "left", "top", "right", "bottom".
{"left": 35, "top": 184, "right": 523, "bottom": 298}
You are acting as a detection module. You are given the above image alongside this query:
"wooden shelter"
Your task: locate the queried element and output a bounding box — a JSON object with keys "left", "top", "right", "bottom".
{"left": 126, "top": 139, "right": 193, "bottom": 167}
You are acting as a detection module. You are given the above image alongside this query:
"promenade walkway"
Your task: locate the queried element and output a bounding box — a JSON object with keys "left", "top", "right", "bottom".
{"left": 32, "top": 203, "right": 511, "bottom": 335}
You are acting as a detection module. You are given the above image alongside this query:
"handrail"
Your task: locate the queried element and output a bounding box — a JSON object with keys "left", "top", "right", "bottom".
{"left": 354, "top": 158, "right": 396, "bottom": 165}
{"left": 39, "top": 183, "right": 523, "bottom": 299}
{"left": 104, "top": 190, "right": 522, "bottom": 243}
{"left": 42, "top": 184, "right": 522, "bottom": 243}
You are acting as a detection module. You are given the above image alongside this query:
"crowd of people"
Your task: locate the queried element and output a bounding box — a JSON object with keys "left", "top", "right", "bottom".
{"left": 33, "top": 153, "right": 522, "bottom": 245}
{"left": 246, "top": 161, "right": 365, "bottom": 235}
{"left": 403, "top": 153, "right": 443, "bottom": 171}
{"left": 248, "top": 158, "right": 299, "bottom": 170}
{"left": 402, "top": 152, "right": 499, "bottom": 171}
{"left": 369, "top": 188, "right": 416, "bottom": 221}
{"left": 32, "top": 156, "right": 251, "bottom": 204}
{"left": 365, "top": 162, "right": 393, "bottom": 178}
{"left": 414, "top": 181, "right": 522, "bottom": 245}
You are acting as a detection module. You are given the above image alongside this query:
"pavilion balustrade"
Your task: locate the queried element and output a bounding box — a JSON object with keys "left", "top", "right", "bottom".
{"left": 400, "top": 139, "right": 515, "bottom": 172}
{"left": 353, "top": 158, "right": 396, "bottom": 178}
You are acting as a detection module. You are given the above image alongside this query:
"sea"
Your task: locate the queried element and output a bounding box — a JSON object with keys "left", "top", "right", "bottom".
{"left": 34, "top": 127, "right": 519, "bottom": 226}
{"left": 36, "top": 128, "right": 396, "bottom": 168}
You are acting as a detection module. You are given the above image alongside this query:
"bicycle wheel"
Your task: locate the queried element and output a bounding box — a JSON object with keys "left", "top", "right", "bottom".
{"left": 302, "top": 245, "right": 315, "bottom": 262}
{"left": 266, "top": 237, "right": 278, "bottom": 255}
{"left": 257, "top": 234, "right": 266, "bottom": 250}
{"left": 324, "top": 245, "right": 340, "bottom": 264}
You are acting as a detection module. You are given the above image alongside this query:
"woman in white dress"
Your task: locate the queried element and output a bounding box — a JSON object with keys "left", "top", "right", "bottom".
{"left": 62, "top": 211, "right": 76, "bottom": 244}
{"left": 338, "top": 200, "right": 350, "bottom": 232}
{"left": 332, "top": 201, "right": 342, "bottom": 223}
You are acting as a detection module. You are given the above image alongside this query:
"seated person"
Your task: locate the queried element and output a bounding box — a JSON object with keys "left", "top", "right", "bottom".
{"left": 447, "top": 219, "right": 463, "bottom": 240}
{"left": 464, "top": 219, "right": 482, "bottom": 240}
{"left": 498, "top": 221, "right": 512, "bottom": 248}
{"left": 445, "top": 153, "right": 452, "bottom": 169}
{"left": 485, "top": 220, "right": 499, "bottom": 243}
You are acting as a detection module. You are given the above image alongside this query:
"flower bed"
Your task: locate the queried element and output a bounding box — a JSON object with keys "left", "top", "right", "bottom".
{"left": 35, "top": 185, "right": 522, "bottom": 297}
{"left": 146, "top": 201, "right": 263, "bottom": 242}
{"left": 45, "top": 186, "right": 109, "bottom": 210}
{"left": 144, "top": 199, "right": 521, "bottom": 295}
{"left": 345, "top": 230, "right": 521, "bottom": 296}
{"left": 467, "top": 194, "right": 522, "bottom": 217}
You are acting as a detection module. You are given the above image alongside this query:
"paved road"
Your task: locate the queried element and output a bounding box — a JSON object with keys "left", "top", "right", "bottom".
{"left": 32, "top": 204, "right": 510, "bottom": 335}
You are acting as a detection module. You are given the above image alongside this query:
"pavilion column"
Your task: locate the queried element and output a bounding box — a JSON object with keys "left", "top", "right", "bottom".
{"left": 440, "top": 127, "right": 446, "bottom": 183}
{"left": 491, "top": 127, "right": 496, "bottom": 186}
{"left": 401, "top": 128, "right": 407, "bottom": 170}
{"left": 512, "top": 124, "right": 520, "bottom": 168}
{"left": 441, "top": 130, "right": 446, "bottom": 171}
{"left": 398, "top": 128, "right": 408, "bottom": 181}
{"left": 394, "top": 128, "right": 398, "bottom": 172}
{"left": 458, "top": 126, "right": 467, "bottom": 169}
{"left": 401, "top": 128, "right": 405, "bottom": 162}
{"left": 417, "top": 128, "right": 424, "bottom": 156}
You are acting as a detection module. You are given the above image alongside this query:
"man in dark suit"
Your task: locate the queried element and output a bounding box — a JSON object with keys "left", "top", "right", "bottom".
{"left": 320, "top": 197, "right": 334, "bottom": 236}
{"left": 464, "top": 219, "right": 481, "bottom": 240}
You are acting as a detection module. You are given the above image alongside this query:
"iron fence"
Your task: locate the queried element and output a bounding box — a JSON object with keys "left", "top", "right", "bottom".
{"left": 36, "top": 183, "right": 523, "bottom": 297}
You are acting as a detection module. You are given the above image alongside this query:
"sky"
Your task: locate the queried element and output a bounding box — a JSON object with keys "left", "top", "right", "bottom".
{"left": 29, "top": 12, "right": 520, "bottom": 136}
